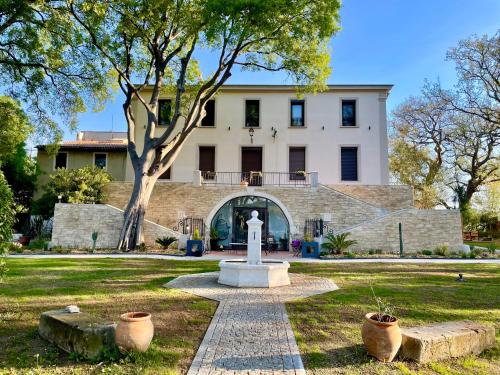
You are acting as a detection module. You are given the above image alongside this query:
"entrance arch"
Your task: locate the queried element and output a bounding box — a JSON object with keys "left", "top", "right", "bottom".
{"left": 206, "top": 191, "right": 295, "bottom": 251}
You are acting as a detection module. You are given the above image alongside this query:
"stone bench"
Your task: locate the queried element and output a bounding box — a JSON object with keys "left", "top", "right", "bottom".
{"left": 39, "top": 309, "right": 117, "bottom": 360}
{"left": 401, "top": 320, "right": 495, "bottom": 363}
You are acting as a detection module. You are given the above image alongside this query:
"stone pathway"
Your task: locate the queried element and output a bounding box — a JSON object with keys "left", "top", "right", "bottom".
{"left": 166, "top": 272, "right": 338, "bottom": 375}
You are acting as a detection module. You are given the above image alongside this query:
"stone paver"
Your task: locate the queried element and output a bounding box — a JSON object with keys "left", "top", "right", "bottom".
{"left": 166, "top": 272, "right": 338, "bottom": 375}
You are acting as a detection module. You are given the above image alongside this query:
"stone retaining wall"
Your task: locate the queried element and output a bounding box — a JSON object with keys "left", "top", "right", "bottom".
{"left": 344, "top": 208, "right": 463, "bottom": 252}
{"left": 52, "top": 203, "right": 180, "bottom": 248}
{"left": 327, "top": 184, "right": 413, "bottom": 211}
{"left": 103, "top": 182, "right": 385, "bottom": 234}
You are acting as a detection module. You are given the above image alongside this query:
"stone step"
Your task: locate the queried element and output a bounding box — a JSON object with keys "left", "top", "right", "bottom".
{"left": 401, "top": 320, "right": 495, "bottom": 363}
{"left": 39, "top": 309, "right": 117, "bottom": 360}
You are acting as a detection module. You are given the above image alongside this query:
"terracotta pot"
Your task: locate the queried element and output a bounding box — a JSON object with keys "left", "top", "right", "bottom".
{"left": 361, "top": 312, "right": 402, "bottom": 362}
{"left": 115, "top": 312, "right": 154, "bottom": 352}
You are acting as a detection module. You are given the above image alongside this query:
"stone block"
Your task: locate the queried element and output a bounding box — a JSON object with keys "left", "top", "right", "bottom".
{"left": 401, "top": 320, "right": 495, "bottom": 363}
{"left": 39, "top": 309, "right": 117, "bottom": 360}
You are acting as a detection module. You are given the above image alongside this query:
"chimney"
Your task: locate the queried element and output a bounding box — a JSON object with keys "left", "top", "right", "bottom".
{"left": 76, "top": 131, "right": 84, "bottom": 141}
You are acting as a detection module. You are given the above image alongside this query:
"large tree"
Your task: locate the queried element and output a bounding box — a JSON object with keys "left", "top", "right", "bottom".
{"left": 58, "top": 0, "right": 341, "bottom": 249}
{"left": 0, "top": 0, "right": 111, "bottom": 141}
{"left": 389, "top": 95, "right": 451, "bottom": 208}
{"left": 391, "top": 32, "right": 499, "bottom": 211}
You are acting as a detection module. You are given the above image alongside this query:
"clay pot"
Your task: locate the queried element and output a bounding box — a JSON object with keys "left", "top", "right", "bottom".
{"left": 361, "top": 312, "right": 402, "bottom": 362}
{"left": 115, "top": 312, "right": 154, "bottom": 352}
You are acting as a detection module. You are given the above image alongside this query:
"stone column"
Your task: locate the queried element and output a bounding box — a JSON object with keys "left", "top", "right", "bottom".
{"left": 246, "top": 210, "right": 263, "bottom": 265}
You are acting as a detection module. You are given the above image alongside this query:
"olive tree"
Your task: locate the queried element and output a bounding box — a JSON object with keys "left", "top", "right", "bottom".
{"left": 58, "top": 0, "right": 341, "bottom": 249}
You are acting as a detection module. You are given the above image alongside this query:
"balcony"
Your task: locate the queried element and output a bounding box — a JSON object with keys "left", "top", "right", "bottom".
{"left": 195, "top": 171, "right": 318, "bottom": 187}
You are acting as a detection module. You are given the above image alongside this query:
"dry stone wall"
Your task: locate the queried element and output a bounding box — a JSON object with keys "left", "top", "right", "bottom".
{"left": 52, "top": 203, "right": 179, "bottom": 248}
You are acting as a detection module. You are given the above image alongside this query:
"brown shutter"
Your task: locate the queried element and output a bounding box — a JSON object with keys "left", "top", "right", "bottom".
{"left": 199, "top": 146, "right": 215, "bottom": 172}
{"left": 289, "top": 147, "right": 305, "bottom": 172}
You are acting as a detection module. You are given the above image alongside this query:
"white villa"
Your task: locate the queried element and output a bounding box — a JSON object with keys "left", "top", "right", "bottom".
{"left": 48, "top": 84, "right": 463, "bottom": 252}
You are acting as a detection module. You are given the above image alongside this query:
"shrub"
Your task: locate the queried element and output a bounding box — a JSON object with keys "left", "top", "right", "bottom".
{"left": 155, "top": 236, "right": 177, "bottom": 249}
{"left": 487, "top": 243, "right": 496, "bottom": 254}
{"left": 0, "top": 171, "right": 15, "bottom": 283}
{"left": 33, "top": 166, "right": 111, "bottom": 218}
{"left": 27, "top": 239, "right": 48, "bottom": 250}
{"left": 460, "top": 251, "right": 467, "bottom": 259}
{"left": 303, "top": 233, "right": 313, "bottom": 243}
{"left": 192, "top": 228, "right": 201, "bottom": 241}
{"left": 210, "top": 227, "right": 219, "bottom": 240}
{"left": 368, "top": 249, "right": 375, "bottom": 255}
{"left": 433, "top": 245, "right": 449, "bottom": 257}
{"left": 345, "top": 251, "right": 356, "bottom": 258}
{"left": 421, "top": 249, "right": 433, "bottom": 256}
{"left": 321, "top": 232, "right": 357, "bottom": 255}
{"left": 469, "top": 247, "right": 483, "bottom": 258}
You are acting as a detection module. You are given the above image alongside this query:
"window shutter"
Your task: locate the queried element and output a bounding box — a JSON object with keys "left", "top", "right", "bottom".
{"left": 199, "top": 146, "right": 215, "bottom": 172}
{"left": 341, "top": 147, "right": 358, "bottom": 181}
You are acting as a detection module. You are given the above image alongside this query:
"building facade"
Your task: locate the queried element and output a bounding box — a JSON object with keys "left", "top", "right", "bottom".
{"left": 126, "top": 84, "right": 391, "bottom": 185}
{"left": 48, "top": 85, "right": 463, "bottom": 252}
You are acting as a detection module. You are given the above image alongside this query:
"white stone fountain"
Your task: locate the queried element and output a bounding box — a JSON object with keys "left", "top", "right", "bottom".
{"left": 218, "top": 210, "right": 290, "bottom": 288}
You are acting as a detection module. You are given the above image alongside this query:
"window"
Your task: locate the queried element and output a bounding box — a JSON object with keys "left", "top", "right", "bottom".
{"left": 201, "top": 100, "right": 215, "bottom": 127}
{"left": 158, "top": 99, "right": 172, "bottom": 126}
{"left": 158, "top": 167, "right": 171, "bottom": 180}
{"left": 289, "top": 147, "right": 306, "bottom": 180}
{"left": 341, "top": 147, "right": 358, "bottom": 181}
{"left": 199, "top": 146, "right": 216, "bottom": 180}
{"left": 245, "top": 100, "right": 260, "bottom": 127}
{"left": 290, "top": 100, "right": 305, "bottom": 127}
{"left": 54, "top": 152, "right": 67, "bottom": 169}
{"left": 94, "top": 153, "right": 107, "bottom": 169}
{"left": 341, "top": 99, "right": 356, "bottom": 127}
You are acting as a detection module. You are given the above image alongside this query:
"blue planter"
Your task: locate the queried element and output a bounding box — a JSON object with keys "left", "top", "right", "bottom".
{"left": 186, "top": 240, "right": 204, "bottom": 257}
{"left": 301, "top": 241, "right": 320, "bottom": 258}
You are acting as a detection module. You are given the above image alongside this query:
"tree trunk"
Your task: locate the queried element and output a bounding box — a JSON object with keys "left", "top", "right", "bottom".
{"left": 117, "top": 172, "right": 155, "bottom": 250}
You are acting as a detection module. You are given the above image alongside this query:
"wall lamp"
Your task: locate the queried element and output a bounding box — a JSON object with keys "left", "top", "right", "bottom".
{"left": 227, "top": 125, "right": 231, "bottom": 131}
{"left": 248, "top": 127, "right": 254, "bottom": 143}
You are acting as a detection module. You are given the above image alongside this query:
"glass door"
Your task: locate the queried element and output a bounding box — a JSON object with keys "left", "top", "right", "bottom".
{"left": 232, "top": 207, "right": 267, "bottom": 245}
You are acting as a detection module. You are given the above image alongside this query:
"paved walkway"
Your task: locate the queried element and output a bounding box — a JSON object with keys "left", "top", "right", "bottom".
{"left": 9, "top": 253, "right": 500, "bottom": 264}
{"left": 166, "top": 272, "right": 339, "bottom": 375}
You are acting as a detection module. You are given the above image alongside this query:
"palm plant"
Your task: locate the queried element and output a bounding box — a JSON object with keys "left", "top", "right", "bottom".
{"left": 321, "top": 232, "right": 357, "bottom": 255}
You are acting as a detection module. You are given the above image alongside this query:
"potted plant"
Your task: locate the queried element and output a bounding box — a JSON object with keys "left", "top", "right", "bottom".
{"left": 186, "top": 228, "right": 204, "bottom": 257}
{"left": 240, "top": 178, "right": 249, "bottom": 187}
{"left": 301, "top": 233, "right": 320, "bottom": 258}
{"left": 361, "top": 287, "right": 401, "bottom": 362}
{"left": 321, "top": 232, "right": 357, "bottom": 255}
{"left": 209, "top": 227, "right": 219, "bottom": 251}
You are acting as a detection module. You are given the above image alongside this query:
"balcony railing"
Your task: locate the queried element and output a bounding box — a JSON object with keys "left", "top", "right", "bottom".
{"left": 200, "top": 171, "right": 317, "bottom": 187}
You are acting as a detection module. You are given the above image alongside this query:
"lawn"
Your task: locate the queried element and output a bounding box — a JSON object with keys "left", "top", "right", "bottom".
{"left": 287, "top": 262, "right": 500, "bottom": 375}
{"left": 0, "top": 259, "right": 498, "bottom": 375}
{"left": 0, "top": 258, "right": 219, "bottom": 375}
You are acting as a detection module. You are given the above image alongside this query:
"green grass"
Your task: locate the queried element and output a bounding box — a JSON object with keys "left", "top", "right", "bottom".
{"left": 465, "top": 240, "right": 500, "bottom": 249}
{"left": 0, "top": 258, "right": 219, "bottom": 375}
{"left": 0, "top": 259, "right": 499, "bottom": 374}
{"left": 287, "top": 262, "right": 500, "bottom": 374}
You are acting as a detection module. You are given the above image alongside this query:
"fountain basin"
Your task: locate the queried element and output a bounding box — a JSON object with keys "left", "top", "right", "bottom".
{"left": 218, "top": 259, "right": 290, "bottom": 288}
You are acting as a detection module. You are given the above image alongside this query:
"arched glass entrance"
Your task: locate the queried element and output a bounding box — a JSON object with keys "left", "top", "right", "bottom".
{"left": 211, "top": 195, "right": 290, "bottom": 251}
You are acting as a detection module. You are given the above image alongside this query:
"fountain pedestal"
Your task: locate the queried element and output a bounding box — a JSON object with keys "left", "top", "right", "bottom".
{"left": 218, "top": 210, "right": 290, "bottom": 288}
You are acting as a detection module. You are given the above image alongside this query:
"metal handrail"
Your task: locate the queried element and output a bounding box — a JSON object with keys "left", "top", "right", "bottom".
{"left": 201, "top": 171, "right": 310, "bottom": 186}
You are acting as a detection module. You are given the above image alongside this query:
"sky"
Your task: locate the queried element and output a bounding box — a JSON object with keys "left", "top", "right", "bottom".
{"left": 67, "top": 0, "right": 500, "bottom": 141}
